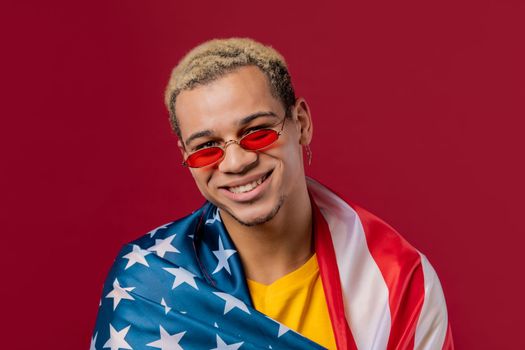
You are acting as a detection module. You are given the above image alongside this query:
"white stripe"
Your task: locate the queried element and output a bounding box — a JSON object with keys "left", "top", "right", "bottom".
{"left": 308, "top": 178, "right": 391, "bottom": 350}
{"left": 414, "top": 254, "right": 448, "bottom": 350}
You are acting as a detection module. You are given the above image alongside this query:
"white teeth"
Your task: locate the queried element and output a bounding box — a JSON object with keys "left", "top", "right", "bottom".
{"left": 228, "top": 175, "right": 266, "bottom": 194}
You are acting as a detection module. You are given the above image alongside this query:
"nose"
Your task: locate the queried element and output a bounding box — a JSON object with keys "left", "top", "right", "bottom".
{"left": 218, "top": 142, "right": 258, "bottom": 174}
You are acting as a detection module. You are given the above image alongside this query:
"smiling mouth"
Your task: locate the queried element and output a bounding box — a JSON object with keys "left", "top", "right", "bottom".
{"left": 226, "top": 170, "right": 273, "bottom": 194}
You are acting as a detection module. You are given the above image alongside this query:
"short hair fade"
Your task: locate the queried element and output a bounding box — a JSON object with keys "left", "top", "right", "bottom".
{"left": 164, "top": 38, "right": 296, "bottom": 139}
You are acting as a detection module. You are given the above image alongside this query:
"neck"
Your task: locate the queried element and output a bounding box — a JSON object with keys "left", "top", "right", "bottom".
{"left": 220, "top": 183, "right": 313, "bottom": 285}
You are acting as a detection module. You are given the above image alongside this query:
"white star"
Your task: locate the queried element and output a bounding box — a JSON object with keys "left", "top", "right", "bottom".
{"left": 149, "top": 224, "right": 169, "bottom": 238}
{"left": 213, "top": 292, "right": 250, "bottom": 315}
{"left": 161, "top": 298, "right": 171, "bottom": 315}
{"left": 146, "top": 325, "right": 185, "bottom": 350}
{"left": 148, "top": 234, "right": 180, "bottom": 258}
{"left": 123, "top": 245, "right": 151, "bottom": 269}
{"left": 265, "top": 316, "right": 290, "bottom": 337}
{"left": 105, "top": 278, "right": 135, "bottom": 310}
{"left": 210, "top": 334, "right": 243, "bottom": 350}
{"left": 212, "top": 237, "right": 237, "bottom": 275}
{"left": 278, "top": 324, "right": 290, "bottom": 337}
{"left": 206, "top": 208, "right": 221, "bottom": 225}
{"left": 164, "top": 267, "right": 199, "bottom": 290}
{"left": 90, "top": 332, "right": 98, "bottom": 350}
{"left": 103, "top": 324, "right": 132, "bottom": 350}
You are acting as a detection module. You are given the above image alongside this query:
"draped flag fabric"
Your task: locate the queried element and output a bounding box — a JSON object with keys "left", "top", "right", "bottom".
{"left": 91, "top": 178, "right": 453, "bottom": 350}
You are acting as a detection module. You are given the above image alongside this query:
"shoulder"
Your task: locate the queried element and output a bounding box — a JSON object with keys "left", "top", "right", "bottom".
{"left": 106, "top": 203, "right": 210, "bottom": 283}
{"left": 91, "top": 204, "right": 212, "bottom": 348}
{"left": 308, "top": 177, "right": 422, "bottom": 272}
{"left": 350, "top": 202, "right": 423, "bottom": 273}
{"left": 128, "top": 203, "right": 208, "bottom": 253}
{"left": 308, "top": 177, "right": 452, "bottom": 349}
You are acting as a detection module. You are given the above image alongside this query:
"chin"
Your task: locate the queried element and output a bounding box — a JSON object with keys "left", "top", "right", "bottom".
{"left": 220, "top": 195, "right": 285, "bottom": 227}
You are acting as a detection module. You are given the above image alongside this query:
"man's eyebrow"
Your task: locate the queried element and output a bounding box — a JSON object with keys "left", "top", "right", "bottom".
{"left": 239, "top": 111, "right": 278, "bottom": 126}
{"left": 185, "top": 111, "right": 278, "bottom": 147}
{"left": 185, "top": 130, "right": 213, "bottom": 147}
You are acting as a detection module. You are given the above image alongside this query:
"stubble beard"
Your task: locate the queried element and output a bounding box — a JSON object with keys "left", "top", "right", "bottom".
{"left": 222, "top": 195, "right": 286, "bottom": 227}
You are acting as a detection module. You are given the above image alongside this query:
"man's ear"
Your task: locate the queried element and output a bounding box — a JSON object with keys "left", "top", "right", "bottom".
{"left": 177, "top": 139, "right": 186, "bottom": 157}
{"left": 292, "top": 97, "right": 313, "bottom": 145}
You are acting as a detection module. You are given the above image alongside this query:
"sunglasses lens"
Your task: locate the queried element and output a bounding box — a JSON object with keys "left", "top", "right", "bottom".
{"left": 186, "top": 147, "right": 224, "bottom": 168}
{"left": 240, "top": 129, "right": 279, "bottom": 150}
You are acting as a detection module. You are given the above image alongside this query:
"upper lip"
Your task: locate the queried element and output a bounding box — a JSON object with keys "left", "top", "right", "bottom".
{"left": 219, "top": 170, "right": 272, "bottom": 188}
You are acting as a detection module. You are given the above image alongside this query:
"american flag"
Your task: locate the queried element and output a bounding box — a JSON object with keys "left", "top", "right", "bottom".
{"left": 91, "top": 178, "right": 453, "bottom": 349}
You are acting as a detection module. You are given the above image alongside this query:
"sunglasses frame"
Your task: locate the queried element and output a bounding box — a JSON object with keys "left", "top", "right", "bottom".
{"left": 182, "top": 117, "right": 287, "bottom": 168}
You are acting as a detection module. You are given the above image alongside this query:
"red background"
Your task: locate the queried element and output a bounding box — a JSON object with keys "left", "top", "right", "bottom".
{"left": 2, "top": 0, "right": 524, "bottom": 348}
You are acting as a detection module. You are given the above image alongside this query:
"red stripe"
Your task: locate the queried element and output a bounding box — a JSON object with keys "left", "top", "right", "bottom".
{"left": 352, "top": 204, "right": 426, "bottom": 350}
{"left": 441, "top": 323, "right": 454, "bottom": 350}
{"left": 313, "top": 199, "right": 358, "bottom": 350}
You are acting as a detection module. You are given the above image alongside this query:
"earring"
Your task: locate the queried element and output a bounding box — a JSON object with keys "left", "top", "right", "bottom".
{"left": 305, "top": 145, "right": 312, "bottom": 165}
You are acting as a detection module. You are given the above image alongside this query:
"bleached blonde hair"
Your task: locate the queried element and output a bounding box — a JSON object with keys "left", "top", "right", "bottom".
{"left": 164, "top": 38, "right": 296, "bottom": 139}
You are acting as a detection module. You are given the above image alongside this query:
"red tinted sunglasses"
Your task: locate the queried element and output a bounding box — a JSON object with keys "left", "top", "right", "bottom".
{"left": 183, "top": 118, "right": 286, "bottom": 168}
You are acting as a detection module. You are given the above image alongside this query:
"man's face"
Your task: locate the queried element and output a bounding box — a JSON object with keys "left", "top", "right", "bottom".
{"left": 175, "top": 66, "right": 310, "bottom": 226}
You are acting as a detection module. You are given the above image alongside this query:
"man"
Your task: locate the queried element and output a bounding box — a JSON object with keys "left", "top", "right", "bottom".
{"left": 92, "top": 38, "right": 453, "bottom": 350}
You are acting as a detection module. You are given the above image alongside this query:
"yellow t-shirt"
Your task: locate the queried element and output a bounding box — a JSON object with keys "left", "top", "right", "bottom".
{"left": 247, "top": 254, "right": 337, "bottom": 349}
